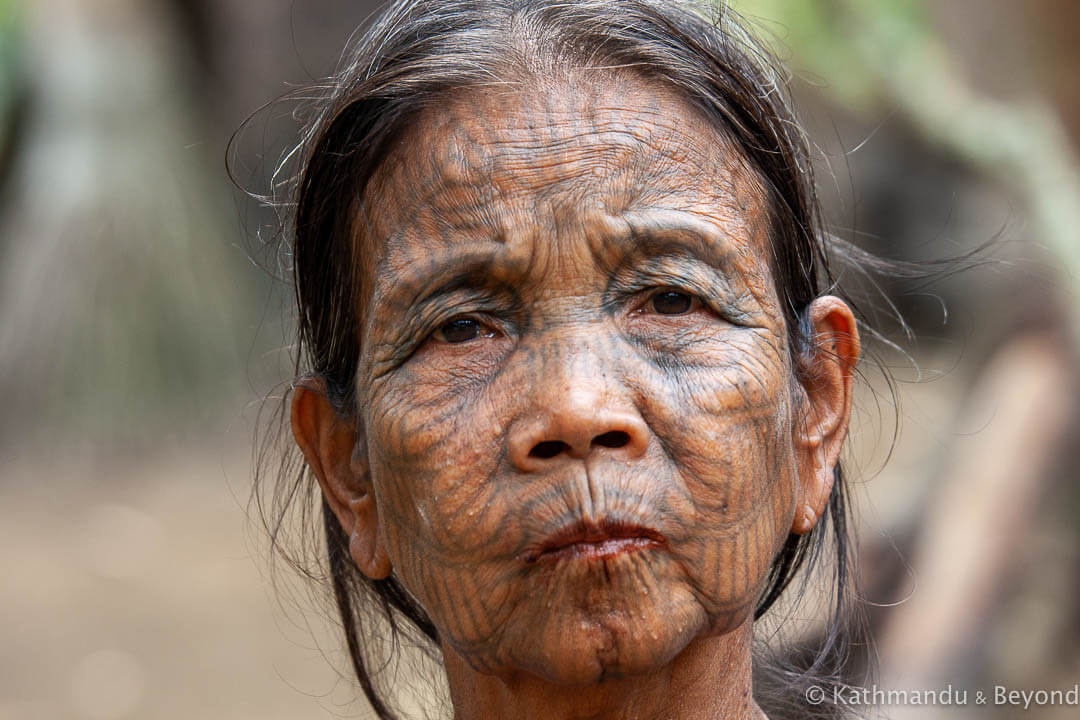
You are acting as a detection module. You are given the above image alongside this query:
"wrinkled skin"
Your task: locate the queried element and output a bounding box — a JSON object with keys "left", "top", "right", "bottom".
{"left": 293, "top": 70, "right": 858, "bottom": 720}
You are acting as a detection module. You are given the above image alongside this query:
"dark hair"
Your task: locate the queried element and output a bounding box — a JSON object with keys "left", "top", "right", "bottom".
{"left": 252, "top": 1, "right": 875, "bottom": 718}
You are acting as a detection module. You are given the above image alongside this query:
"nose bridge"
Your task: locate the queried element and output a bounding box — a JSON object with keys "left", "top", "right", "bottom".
{"left": 538, "top": 320, "right": 619, "bottom": 411}
{"left": 508, "top": 323, "right": 648, "bottom": 470}
{"left": 547, "top": 322, "right": 609, "bottom": 400}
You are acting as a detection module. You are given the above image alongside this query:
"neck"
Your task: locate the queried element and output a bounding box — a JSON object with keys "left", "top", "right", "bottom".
{"left": 442, "top": 621, "right": 765, "bottom": 720}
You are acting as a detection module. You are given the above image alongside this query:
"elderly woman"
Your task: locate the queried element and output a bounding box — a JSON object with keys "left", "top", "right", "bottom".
{"left": 264, "top": 0, "right": 864, "bottom": 718}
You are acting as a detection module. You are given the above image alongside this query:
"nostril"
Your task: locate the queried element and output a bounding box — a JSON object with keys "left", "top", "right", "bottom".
{"left": 592, "top": 430, "right": 630, "bottom": 449}
{"left": 529, "top": 440, "right": 570, "bottom": 459}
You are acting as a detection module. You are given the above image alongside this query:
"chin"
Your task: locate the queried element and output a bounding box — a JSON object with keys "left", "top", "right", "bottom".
{"left": 488, "top": 576, "right": 711, "bottom": 686}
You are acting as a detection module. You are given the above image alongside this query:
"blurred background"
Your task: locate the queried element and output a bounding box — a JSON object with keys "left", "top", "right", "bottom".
{"left": 0, "top": 1, "right": 1076, "bottom": 718}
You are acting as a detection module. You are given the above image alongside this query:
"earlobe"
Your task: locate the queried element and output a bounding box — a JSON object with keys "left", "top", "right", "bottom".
{"left": 290, "top": 377, "right": 392, "bottom": 579}
{"left": 791, "top": 296, "right": 859, "bottom": 535}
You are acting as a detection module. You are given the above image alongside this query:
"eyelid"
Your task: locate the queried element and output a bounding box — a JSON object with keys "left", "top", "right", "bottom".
{"left": 430, "top": 314, "right": 496, "bottom": 343}
{"left": 407, "top": 297, "right": 495, "bottom": 342}
{"left": 427, "top": 312, "right": 505, "bottom": 345}
{"left": 375, "top": 301, "right": 509, "bottom": 374}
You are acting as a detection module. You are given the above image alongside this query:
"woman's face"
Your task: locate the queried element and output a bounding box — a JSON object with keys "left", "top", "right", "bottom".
{"left": 353, "top": 72, "right": 805, "bottom": 684}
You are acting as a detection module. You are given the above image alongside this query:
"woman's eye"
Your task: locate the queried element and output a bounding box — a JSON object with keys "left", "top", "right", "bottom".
{"left": 650, "top": 290, "right": 694, "bottom": 315}
{"left": 434, "top": 317, "right": 483, "bottom": 344}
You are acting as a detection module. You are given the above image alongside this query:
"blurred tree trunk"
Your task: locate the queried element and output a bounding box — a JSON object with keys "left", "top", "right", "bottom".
{"left": 0, "top": 0, "right": 256, "bottom": 452}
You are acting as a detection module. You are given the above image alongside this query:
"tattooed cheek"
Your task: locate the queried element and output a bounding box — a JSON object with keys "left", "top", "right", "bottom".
{"left": 413, "top": 343, "right": 513, "bottom": 389}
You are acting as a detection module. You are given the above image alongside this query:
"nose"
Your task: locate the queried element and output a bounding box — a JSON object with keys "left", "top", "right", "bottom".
{"left": 507, "top": 369, "right": 649, "bottom": 473}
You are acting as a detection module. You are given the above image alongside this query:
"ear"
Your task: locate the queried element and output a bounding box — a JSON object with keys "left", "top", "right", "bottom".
{"left": 290, "top": 377, "right": 392, "bottom": 579}
{"left": 790, "top": 296, "right": 860, "bottom": 535}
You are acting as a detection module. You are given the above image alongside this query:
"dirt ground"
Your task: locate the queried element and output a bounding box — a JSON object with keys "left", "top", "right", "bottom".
{"left": 0, "top": 440, "right": 376, "bottom": 720}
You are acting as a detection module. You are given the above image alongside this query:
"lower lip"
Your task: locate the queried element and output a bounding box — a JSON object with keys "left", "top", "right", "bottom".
{"left": 538, "top": 537, "right": 659, "bottom": 562}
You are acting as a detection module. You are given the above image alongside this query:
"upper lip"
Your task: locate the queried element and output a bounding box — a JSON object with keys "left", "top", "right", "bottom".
{"left": 520, "top": 518, "right": 666, "bottom": 563}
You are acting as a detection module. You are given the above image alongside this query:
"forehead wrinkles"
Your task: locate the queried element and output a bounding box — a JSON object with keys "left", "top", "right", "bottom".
{"left": 368, "top": 77, "right": 735, "bottom": 216}
{"left": 356, "top": 73, "right": 778, "bottom": 308}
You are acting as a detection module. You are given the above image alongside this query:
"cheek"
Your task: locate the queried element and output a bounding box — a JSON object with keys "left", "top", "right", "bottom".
{"left": 364, "top": 361, "right": 533, "bottom": 649}
{"left": 637, "top": 330, "right": 799, "bottom": 623}
{"left": 366, "top": 364, "right": 511, "bottom": 555}
{"left": 680, "top": 412, "right": 797, "bottom": 627}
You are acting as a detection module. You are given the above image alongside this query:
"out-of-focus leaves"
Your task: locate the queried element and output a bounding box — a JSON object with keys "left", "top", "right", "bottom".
{"left": 0, "top": 0, "right": 22, "bottom": 181}
{"left": 731, "top": 0, "right": 932, "bottom": 108}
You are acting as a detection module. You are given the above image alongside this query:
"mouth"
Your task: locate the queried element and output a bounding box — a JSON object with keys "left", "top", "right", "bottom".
{"left": 520, "top": 519, "right": 666, "bottom": 564}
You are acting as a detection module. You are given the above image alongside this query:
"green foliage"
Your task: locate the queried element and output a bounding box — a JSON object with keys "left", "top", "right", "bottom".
{"left": 727, "top": 0, "right": 1080, "bottom": 329}
{"left": 0, "top": 0, "right": 21, "bottom": 146}
{"left": 728, "top": 0, "right": 931, "bottom": 108}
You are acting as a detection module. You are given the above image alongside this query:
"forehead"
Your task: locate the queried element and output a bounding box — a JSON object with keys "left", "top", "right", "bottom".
{"left": 356, "top": 71, "right": 772, "bottom": 292}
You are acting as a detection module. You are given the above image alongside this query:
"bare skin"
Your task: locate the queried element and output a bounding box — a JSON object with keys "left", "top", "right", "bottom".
{"left": 292, "top": 70, "right": 858, "bottom": 720}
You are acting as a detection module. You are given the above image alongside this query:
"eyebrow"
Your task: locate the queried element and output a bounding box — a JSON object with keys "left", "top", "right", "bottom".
{"left": 605, "top": 208, "right": 747, "bottom": 273}
{"left": 373, "top": 209, "right": 756, "bottom": 320}
{"left": 374, "top": 244, "right": 519, "bottom": 318}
